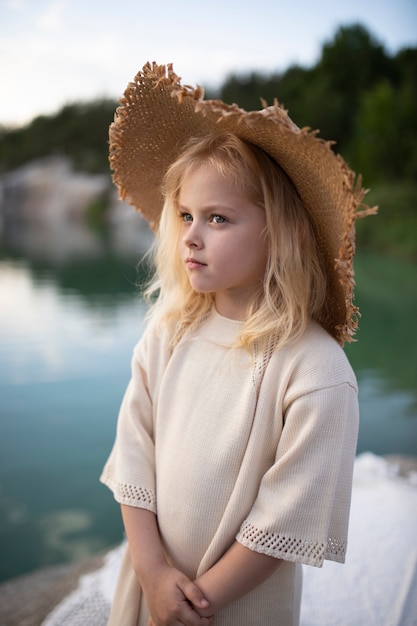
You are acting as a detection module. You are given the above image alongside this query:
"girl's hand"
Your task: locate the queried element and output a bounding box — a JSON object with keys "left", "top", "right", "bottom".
{"left": 120, "top": 507, "right": 213, "bottom": 624}
{"left": 142, "top": 562, "right": 213, "bottom": 626}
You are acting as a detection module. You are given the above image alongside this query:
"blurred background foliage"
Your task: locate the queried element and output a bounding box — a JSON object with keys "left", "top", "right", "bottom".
{"left": 0, "top": 23, "right": 416, "bottom": 260}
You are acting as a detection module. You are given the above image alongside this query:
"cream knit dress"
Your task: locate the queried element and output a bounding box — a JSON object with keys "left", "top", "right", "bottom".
{"left": 100, "top": 309, "right": 359, "bottom": 625}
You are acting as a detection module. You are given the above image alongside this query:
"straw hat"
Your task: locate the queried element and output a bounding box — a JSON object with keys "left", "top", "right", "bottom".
{"left": 109, "top": 61, "right": 377, "bottom": 345}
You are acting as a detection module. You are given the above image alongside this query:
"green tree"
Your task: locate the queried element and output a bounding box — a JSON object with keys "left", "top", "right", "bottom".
{"left": 0, "top": 99, "right": 117, "bottom": 173}
{"left": 348, "top": 81, "right": 401, "bottom": 181}
{"left": 219, "top": 71, "right": 282, "bottom": 110}
{"left": 347, "top": 79, "right": 417, "bottom": 182}
{"left": 314, "top": 23, "right": 392, "bottom": 149}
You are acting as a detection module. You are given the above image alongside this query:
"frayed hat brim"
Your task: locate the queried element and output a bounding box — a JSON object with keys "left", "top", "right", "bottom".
{"left": 109, "top": 61, "right": 377, "bottom": 345}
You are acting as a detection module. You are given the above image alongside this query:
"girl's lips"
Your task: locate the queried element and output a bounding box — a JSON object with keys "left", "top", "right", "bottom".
{"left": 185, "top": 257, "right": 206, "bottom": 269}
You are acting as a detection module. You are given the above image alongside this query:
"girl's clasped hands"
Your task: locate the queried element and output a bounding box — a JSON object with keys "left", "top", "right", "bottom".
{"left": 144, "top": 564, "right": 213, "bottom": 626}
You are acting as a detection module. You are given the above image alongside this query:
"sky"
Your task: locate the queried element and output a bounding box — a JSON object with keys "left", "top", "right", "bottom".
{"left": 1, "top": 0, "right": 416, "bottom": 127}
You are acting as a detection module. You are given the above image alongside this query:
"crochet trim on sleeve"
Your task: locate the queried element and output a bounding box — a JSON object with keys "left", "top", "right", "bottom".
{"left": 237, "top": 521, "right": 346, "bottom": 568}
{"left": 113, "top": 482, "right": 157, "bottom": 512}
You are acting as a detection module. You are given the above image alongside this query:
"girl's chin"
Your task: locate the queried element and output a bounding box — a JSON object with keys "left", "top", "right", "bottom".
{"left": 188, "top": 281, "right": 214, "bottom": 294}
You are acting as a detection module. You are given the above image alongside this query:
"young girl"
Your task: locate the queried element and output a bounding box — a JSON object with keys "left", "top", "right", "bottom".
{"left": 100, "top": 62, "right": 376, "bottom": 626}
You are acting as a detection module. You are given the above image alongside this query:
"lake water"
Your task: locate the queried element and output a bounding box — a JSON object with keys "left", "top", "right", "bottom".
{"left": 0, "top": 230, "right": 416, "bottom": 582}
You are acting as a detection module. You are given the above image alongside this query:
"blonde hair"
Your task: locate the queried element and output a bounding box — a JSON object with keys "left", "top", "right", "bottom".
{"left": 144, "top": 133, "right": 327, "bottom": 351}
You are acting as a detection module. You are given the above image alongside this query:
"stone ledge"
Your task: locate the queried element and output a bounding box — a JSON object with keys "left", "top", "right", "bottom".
{"left": 0, "top": 553, "right": 106, "bottom": 626}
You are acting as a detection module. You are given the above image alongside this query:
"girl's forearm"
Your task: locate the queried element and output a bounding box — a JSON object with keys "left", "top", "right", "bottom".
{"left": 120, "top": 505, "right": 167, "bottom": 581}
{"left": 195, "top": 541, "right": 282, "bottom": 614}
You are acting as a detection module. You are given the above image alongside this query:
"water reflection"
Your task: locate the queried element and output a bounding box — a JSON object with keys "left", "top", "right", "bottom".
{"left": 0, "top": 224, "right": 151, "bottom": 580}
{"left": 345, "top": 252, "right": 417, "bottom": 412}
{"left": 0, "top": 257, "right": 147, "bottom": 385}
{"left": 0, "top": 223, "right": 416, "bottom": 581}
{"left": 345, "top": 252, "right": 417, "bottom": 456}
{"left": 357, "top": 372, "right": 417, "bottom": 453}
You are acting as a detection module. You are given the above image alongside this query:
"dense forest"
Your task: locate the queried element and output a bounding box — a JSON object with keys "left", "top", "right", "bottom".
{"left": 0, "top": 24, "right": 416, "bottom": 260}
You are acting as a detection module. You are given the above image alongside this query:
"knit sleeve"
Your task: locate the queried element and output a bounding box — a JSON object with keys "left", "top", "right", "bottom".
{"left": 236, "top": 380, "right": 359, "bottom": 568}
{"left": 100, "top": 322, "right": 170, "bottom": 513}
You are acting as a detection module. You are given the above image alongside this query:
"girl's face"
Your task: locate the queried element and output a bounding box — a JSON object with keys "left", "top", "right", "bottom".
{"left": 178, "top": 162, "right": 268, "bottom": 320}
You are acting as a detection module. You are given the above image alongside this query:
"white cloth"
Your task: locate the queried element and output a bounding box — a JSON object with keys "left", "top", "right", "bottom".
{"left": 300, "top": 453, "right": 417, "bottom": 626}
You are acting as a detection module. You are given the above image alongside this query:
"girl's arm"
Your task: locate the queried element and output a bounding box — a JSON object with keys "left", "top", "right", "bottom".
{"left": 121, "top": 505, "right": 213, "bottom": 626}
{"left": 194, "top": 541, "right": 282, "bottom": 616}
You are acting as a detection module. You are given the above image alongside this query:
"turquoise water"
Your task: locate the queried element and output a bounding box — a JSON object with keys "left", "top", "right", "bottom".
{"left": 0, "top": 242, "right": 416, "bottom": 582}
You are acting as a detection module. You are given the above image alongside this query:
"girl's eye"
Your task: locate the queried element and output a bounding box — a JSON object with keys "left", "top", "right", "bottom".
{"left": 211, "top": 214, "right": 226, "bottom": 224}
{"left": 180, "top": 212, "right": 193, "bottom": 222}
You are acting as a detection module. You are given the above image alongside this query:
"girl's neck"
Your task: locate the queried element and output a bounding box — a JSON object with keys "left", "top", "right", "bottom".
{"left": 214, "top": 293, "right": 252, "bottom": 322}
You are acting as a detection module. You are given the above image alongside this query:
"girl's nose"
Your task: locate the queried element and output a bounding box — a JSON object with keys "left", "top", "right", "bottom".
{"left": 183, "top": 223, "right": 203, "bottom": 249}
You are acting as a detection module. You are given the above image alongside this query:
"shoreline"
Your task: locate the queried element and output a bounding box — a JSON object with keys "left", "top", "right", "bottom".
{"left": 1, "top": 454, "right": 416, "bottom": 626}
{"left": 0, "top": 552, "right": 108, "bottom": 626}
